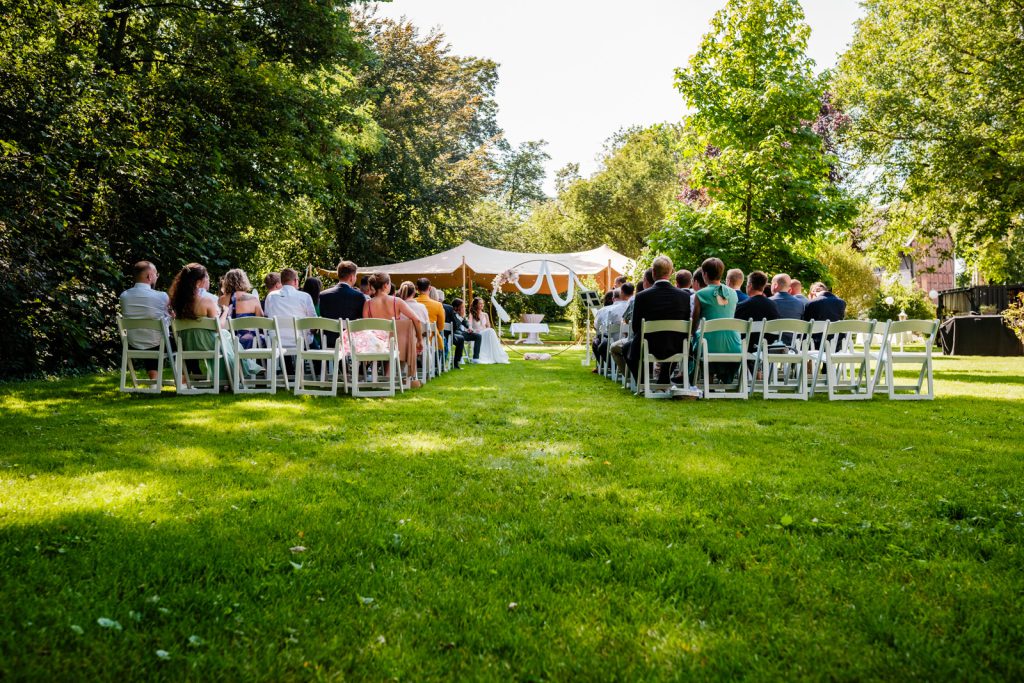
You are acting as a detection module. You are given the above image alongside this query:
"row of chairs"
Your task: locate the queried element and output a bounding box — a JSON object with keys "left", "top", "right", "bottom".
{"left": 597, "top": 318, "right": 940, "bottom": 401}
{"left": 118, "top": 315, "right": 451, "bottom": 398}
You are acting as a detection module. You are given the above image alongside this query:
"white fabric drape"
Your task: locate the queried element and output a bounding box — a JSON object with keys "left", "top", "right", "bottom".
{"left": 509, "top": 261, "right": 589, "bottom": 307}
{"left": 490, "top": 296, "right": 511, "bottom": 323}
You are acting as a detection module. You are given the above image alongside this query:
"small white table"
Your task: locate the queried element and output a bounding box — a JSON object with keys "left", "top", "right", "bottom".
{"left": 510, "top": 322, "right": 550, "bottom": 345}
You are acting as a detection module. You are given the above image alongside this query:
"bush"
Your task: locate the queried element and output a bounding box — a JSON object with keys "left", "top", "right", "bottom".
{"left": 1003, "top": 294, "right": 1024, "bottom": 344}
{"left": 868, "top": 279, "right": 936, "bottom": 322}
{"left": 815, "top": 242, "right": 878, "bottom": 318}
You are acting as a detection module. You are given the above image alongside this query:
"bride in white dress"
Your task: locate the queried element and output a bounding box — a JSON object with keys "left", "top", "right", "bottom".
{"left": 468, "top": 297, "right": 510, "bottom": 364}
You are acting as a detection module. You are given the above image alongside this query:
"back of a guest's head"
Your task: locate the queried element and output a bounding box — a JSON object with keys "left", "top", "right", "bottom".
{"left": 368, "top": 272, "right": 391, "bottom": 295}
{"left": 452, "top": 297, "right": 464, "bottom": 312}
{"left": 747, "top": 271, "right": 769, "bottom": 294}
{"left": 222, "top": 268, "right": 252, "bottom": 296}
{"left": 810, "top": 281, "right": 829, "bottom": 297}
{"left": 693, "top": 269, "right": 706, "bottom": 289}
{"left": 429, "top": 286, "right": 444, "bottom": 302}
{"left": 789, "top": 279, "right": 803, "bottom": 295}
{"left": 359, "top": 275, "right": 370, "bottom": 290}
{"left": 726, "top": 268, "right": 744, "bottom": 288}
{"left": 772, "top": 273, "right": 791, "bottom": 293}
{"left": 614, "top": 275, "right": 627, "bottom": 287}
{"left": 264, "top": 272, "right": 281, "bottom": 292}
{"left": 620, "top": 282, "right": 635, "bottom": 298}
{"left": 642, "top": 268, "right": 655, "bottom": 288}
{"left": 337, "top": 260, "right": 358, "bottom": 281}
{"left": 280, "top": 268, "right": 299, "bottom": 286}
{"left": 398, "top": 282, "right": 416, "bottom": 300}
{"left": 701, "top": 257, "right": 725, "bottom": 282}
{"left": 168, "top": 263, "right": 208, "bottom": 320}
{"left": 603, "top": 290, "right": 615, "bottom": 306}
{"left": 302, "top": 277, "right": 322, "bottom": 302}
{"left": 416, "top": 277, "right": 431, "bottom": 293}
{"left": 675, "top": 269, "right": 692, "bottom": 288}
{"left": 651, "top": 256, "right": 674, "bottom": 280}
{"left": 133, "top": 261, "right": 155, "bottom": 282}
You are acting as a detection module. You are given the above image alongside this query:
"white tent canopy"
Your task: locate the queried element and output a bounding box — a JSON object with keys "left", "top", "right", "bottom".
{"left": 319, "top": 241, "right": 634, "bottom": 294}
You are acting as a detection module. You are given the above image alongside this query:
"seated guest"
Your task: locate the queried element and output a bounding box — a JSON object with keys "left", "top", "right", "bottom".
{"left": 451, "top": 297, "right": 480, "bottom": 367}
{"left": 301, "top": 277, "right": 323, "bottom": 315}
{"left": 692, "top": 268, "right": 706, "bottom": 291}
{"left": 625, "top": 256, "right": 690, "bottom": 383}
{"left": 735, "top": 270, "right": 779, "bottom": 352}
{"left": 359, "top": 275, "right": 371, "bottom": 297}
{"left": 433, "top": 288, "right": 456, "bottom": 366}
{"left": 264, "top": 268, "right": 317, "bottom": 350}
{"left": 319, "top": 260, "right": 365, "bottom": 348}
{"left": 414, "top": 277, "right": 446, "bottom": 348}
{"left": 611, "top": 271, "right": 651, "bottom": 376}
{"left": 675, "top": 269, "right": 692, "bottom": 290}
{"left": 769, "top": 273, "right": 806, "bottom": 319}
{"left": 593, "top": 285, "right": 631, "bottom": 368}
{"left": 218, "top": 268, "right": 264, "bottom": 350}
{"left": 118, "top": 261, "right": 170, "bottom": 381}
{"left": 398, "top": 281, "right": 430, "bottom": 324}
{"left": 803, "top": 282, "right": 847, "bottom": 349}
{"left": 168, "top": 263, "right": 242, "bottom": 385}
{"left": 358, "top": 272, "right": 423, "bottom": 387}
{"left": 790, "top": 279, "right": 809, "bottom": 303}
{"left": 614, "top": 275, "right": 627, "bottom": 288}
{"left": 261, "top": 272, "right": 281, "bottom": 310}
{"left": 691, "top": 257, "right": 741, "bottom": 381}
{"left": 727, "top": 268, "right": 749, "bottom": 303}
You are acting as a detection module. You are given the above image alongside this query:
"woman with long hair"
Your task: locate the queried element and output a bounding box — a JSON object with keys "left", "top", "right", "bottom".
{"left": 355, "top": 272, "right": 423, "bottom": 387}
{"left": 168, "top": 263, "right": 243, "bottom": 387}
{"left": 691, "top": 257, "right": 741, "bottom": 381}
{"left": 398, "top": 281, "right": 429, "bottom": 324}
{"left": 467, "top": 297, "right": 509, "bottom": 364}
{"left": 301, "top": 277, "right": 322, "bottom": 315}
{"left": 218, "top": 268, "right": 264, "bottom": 350}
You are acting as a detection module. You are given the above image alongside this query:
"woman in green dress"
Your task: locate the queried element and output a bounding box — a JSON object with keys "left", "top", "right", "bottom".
{"left": 692, "top": 257, "right": 741, "bottom": 381}
{"left": 168, "top": 263, "right": 240, "bottom": 388}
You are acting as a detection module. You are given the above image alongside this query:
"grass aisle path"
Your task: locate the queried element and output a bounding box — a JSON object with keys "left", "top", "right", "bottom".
{"left": 2, "top": 352, "right": 1024, "bottom": 680}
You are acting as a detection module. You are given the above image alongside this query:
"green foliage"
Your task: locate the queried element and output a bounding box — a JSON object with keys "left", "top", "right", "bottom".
{"left": 3, "top": 354, "right": 1024, "bottom": 678}
{"left": 868, "top": 279, "right": 937, "bottom": 321}
{"left": 975, "top": 229, "right": 1024, "bottom": 286}
{"left": 815, "top": 242, "right": 879, "bottom": 318}
{"left": 1003, "top": 294, "right": 1024, "bottom": 344}
{"left": 566, "top": 276, "right": 600, "bottom": 336}
{"left": 495, "top": 140, "right": 550, "bottom": 214}
{"left": 834, "top": 0, "right": 1024, "bottom": 269}
{"left": 673, "top": 0, "right": 857, "bottom": 266}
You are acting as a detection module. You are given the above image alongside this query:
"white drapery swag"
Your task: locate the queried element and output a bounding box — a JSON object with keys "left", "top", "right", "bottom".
{"left": 505, "top": 261, "right": 590, "bottom": 307}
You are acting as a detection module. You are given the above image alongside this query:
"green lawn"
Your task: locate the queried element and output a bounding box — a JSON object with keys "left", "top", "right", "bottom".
{"left": 2, "top": 351, "right": 1023, "bottom": 680}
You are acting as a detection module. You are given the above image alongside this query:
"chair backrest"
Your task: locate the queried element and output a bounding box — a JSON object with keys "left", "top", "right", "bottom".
{"left": 700, "top": 318, "right": 749, "bottom": 335}
{"left": 825, "top": 319, "right": 875, "bottom": 336}
{"left": 885, "top": 318, "right": 939, "bottom": 337}
{"left": 294, "top": 317, "right": 342, "bottom": 334}
{"left": 443, "top": 322, "right": 453, "bottom": 334}
{"left": 118, "top": 317, "right": 165, "bottom": 333}
{"left": 641, "top": 319, "right": 690, "bottom": 336}
{"left": 173, "top": 317, "right": 220, "bottom": 333}
{"left": 347, "top": 318, "right": 397, "bottom": 334}
{"left": 809, "top": 320, "right": 830, "bottom": 335}
{"left": 761, "top": 318, "right": 812, "bottom": 335}
{"left": 229, "top": 316, "right": 278, "bottom": 333}
{"left": 746, "top": 319, "right": 766, "bottom": 335}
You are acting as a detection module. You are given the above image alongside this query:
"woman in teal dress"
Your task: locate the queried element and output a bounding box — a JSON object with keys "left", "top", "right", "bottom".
{"left": 168, "top": 263, "right": 244, "bottom": 388}
{"left": 692, "top": 257, "right": 741, "bottom": 380}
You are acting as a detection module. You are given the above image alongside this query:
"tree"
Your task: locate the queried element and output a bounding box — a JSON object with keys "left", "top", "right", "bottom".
{"left": 834, "top": 0, "right": 1024, "bottom": 268}
{"left": 496, "top": 140, "right": 550, "bottom": 214}
{"left": 815, "top": 242, "right": 878, "bottom": 318}
{"left": 666, "top": 0, "right": 857, "bottom": 271}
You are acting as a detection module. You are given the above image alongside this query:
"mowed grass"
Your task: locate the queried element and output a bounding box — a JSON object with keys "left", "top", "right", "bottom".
{"left": 1, "top": 351, "right": 1023, "bottom": 681}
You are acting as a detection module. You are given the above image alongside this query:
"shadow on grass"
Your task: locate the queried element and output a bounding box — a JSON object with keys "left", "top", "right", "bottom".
{"left": 933, "top": 371, "right": 1024, "bottom": 386}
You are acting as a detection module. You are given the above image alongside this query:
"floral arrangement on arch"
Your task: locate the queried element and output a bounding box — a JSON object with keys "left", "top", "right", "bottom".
{"left": 491, "top": 268, "right": 520, "bottom": 294}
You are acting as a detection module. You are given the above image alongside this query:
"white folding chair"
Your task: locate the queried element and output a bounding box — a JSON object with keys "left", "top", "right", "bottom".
{"left": 805, "top": 320, "right": 831, "bottom": 394}
{"left": 693, "top": 318, "right": 750, "bottom": 399}
{"left": 442, "top": 322, "right": 454, "bottom": 372}
{"left": 268, "top": 315, "right": 300, "bottom": 385}
{"left": 811, "top": 319, "right": 877, "bottom": 400}
{"left": 230, "top": 317, "right": 289, "bottom": 394}
{"left": 117, "top": 317, "right": 169, "bottom": 394}
{"left": 638, "top": 319, "right": 691, "bottom": 399}
{"left": 756, "top": 319, "right": 813, "bottom": 400}
{"left": 348, "top": 319, "right": 404, "bottom": 397}
{"left": 172, "top": 318, "right": 232, "bottom": 395}
{"left": 872, "top": 319, "right": 940, "bottom": 400}
{"left": 293, "top": 318, "right": 344, "bottom": 397}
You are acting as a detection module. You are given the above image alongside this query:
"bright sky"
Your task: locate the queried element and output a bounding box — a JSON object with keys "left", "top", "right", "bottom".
{"left": 373, "top": 0, "right": 864, "bottom": 194}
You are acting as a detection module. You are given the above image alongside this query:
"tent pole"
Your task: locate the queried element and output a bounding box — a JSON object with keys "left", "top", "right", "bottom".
{"left": 607, "top": 259, "right": 612, "bottom": 291}
{"left": 461, "top": 257, "right": 467, "bottom": 304}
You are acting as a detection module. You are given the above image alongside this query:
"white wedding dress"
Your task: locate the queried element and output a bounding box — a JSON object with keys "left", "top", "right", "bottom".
{"left": 470, "top": 312, "right": 509, "bottom": 364}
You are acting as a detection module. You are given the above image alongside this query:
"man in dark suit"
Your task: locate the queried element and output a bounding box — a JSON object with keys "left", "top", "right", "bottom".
{"left": 450, "top": 298, "right": 480, "bottom": 367}
{"left": 625, "top": 255, "right": 691, "bottom": 383}
{"left": 735, "top": 270, "right": 780, "bottom": 352}
{"left": 318, "top": 260, "right": 365, "bottom": 348}
{"left": 769, "top": 273, "right": 806, "bottom": 346}
{"left": 804, "top": 282, "right": 847, "bottom": 349}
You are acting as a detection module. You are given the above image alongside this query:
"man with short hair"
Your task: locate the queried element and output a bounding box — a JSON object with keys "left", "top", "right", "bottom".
{"left": 264, "top": 268, "right": 316, "bottom": 350}
{"left": 789, "top": 279, "right": 808, "bottom": 303}
{"left": 118, "top": 261, "right": 170, "bottom": 381}
{"left": 414, "top": 278, "right": 445, "bottom": 348}
{"left": 318, "top": 260, "right": 365, "bottom": 348}
{"left": 614, "top": 275, "right": 627, "bottom": 288}
{"left": 624, "top": 256, "right": 690, "bottom": 382}
{"left": 675, "top": 270, "right": 692, "bottom": 290}
{"left": 770, "top": 273, "right": 806, "bottom": 319}
{"left": 727, "top": 268, "right": 749, "bottom": 303}
{"left": 735, "top": 270, "right": 780, "bottom": 352}
{"left": 262, "top": 272, "right": 282, "bottom": 310}
{"left": 803, "top": 282, "right": 847, "bottom": 349}
{"left": 593, "top": 284, "right": 632, "bottom": 367}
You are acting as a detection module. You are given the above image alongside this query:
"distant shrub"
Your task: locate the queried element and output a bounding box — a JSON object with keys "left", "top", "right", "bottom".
{"left": 868, "top": 279, "right": 936, "bottom": 321}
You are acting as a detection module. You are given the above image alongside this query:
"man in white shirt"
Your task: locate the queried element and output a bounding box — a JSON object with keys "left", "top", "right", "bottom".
{"left": 118, "top": 261, "right": 170, "bottom": 381}
{"left": 594, "top": 283, "right": 634, "bottom": 368}
{"left": 264, "top": 267, "right": 316, "bottom": 349}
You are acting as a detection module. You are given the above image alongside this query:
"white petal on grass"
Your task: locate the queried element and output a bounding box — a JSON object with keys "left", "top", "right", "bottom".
{"left": 359, "top": 596, "right": 375, "bottom": 606}
{"left": 188, "top": 635, "right": 204, "bottom": 646}
{"left": 289, "top": 546, "right": 307, "bottom": 553}
{"left": 70, "top": 624, "right": 84, "bottom": 635}
{"left": 155, "top": 649, "right": 170, "bottom": 660}
{"left": 97, "top": 617, "right": 122, "bottom": 631}
{"left": 289, "top": 561, "right": 303, "bottom": 570}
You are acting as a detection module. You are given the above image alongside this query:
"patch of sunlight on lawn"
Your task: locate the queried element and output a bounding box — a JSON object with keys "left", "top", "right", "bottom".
{"left": 1, "top": 472, "right": 175, "bottom": 524}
